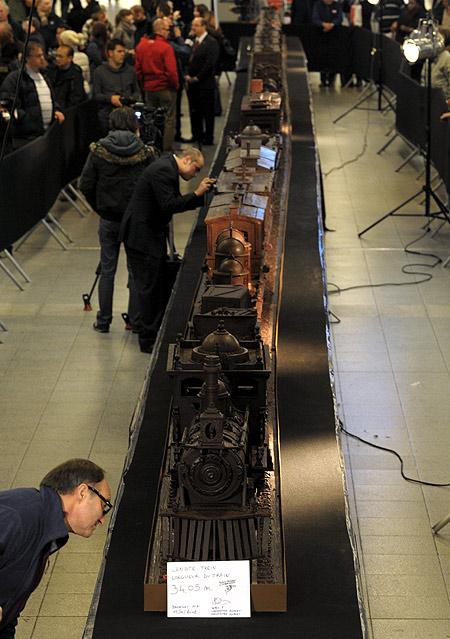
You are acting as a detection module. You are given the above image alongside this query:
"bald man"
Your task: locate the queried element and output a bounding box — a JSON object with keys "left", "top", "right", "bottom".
{"left": 135, "top": 17, "right": 179, "bottom": 151}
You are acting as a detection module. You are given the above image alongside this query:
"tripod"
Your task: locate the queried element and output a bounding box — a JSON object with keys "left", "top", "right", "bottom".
{"left": 333, "top": 5, "right": 395, "bottom": 125}
{"left": 359, "top": 56, "right": 450, "bottom": 237}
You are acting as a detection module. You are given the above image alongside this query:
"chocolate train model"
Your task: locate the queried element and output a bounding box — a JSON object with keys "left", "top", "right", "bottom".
{"left": 145, "top": 8, "right": 288, "bottom": 612}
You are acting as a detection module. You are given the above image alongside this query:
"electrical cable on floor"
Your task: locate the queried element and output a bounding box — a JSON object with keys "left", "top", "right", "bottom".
{"left": 328, "top": 227, "right": 443, "bottom": 295}
{"left": 338, "top": 419, "right": 450, "bottom": 487}
{"left": 322, "top": 107, "right": 371, "bottom": 179}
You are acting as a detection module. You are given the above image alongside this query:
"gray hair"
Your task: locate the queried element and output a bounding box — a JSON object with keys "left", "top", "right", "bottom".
{"left": 40, "top": 458, "right": 105, "bottom": 494}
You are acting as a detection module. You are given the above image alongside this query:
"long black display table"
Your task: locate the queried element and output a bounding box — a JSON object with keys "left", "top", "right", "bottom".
{"left": 89, "top": 36, "right": 362, "bottom": 639}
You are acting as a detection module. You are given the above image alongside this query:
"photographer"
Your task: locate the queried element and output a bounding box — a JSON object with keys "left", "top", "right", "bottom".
{"left": 120, "top": 146, "right": 215, "bottom": 352}
{"left": 92, "top": 39, "right": 140, "bottom": 134}
{"left": 79, "top": 107, "right": 155, "bottom": 334}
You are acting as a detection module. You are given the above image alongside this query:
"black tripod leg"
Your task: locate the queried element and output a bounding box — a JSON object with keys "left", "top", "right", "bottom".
{"left": 429, "top": 190, "right": 450, "bottom": 223}
{"left": 82, "top": 261, "right": 102, "bottom": 311}
{"left": 358, "top": 190, "right": 423, "bottom": 238}
{"left": 332, "top": 87, "right": 378, "bottom": 125}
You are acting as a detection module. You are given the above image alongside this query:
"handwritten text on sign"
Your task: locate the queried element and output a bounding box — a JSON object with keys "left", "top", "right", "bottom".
{"left": 167, "top": 560, "right": 251, "bottom": 618}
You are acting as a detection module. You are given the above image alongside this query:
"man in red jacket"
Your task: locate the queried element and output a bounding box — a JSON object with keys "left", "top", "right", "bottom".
{"left": 135, "top": 17, "right": 179, "bottom": 151}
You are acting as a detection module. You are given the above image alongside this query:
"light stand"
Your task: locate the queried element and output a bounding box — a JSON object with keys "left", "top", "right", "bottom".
{"left": 358, "top": 18, "right": 450, "bottom": 237}
{"left": 333, "top": 0, "right": 395, "bottom": 125}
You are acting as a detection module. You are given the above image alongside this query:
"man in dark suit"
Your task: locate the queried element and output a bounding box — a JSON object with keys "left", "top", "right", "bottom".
{"left": 185, "top": 17, "right": 219, "bottom": 146}
{"left": 120, "top": 146, "right": 215, "bottom": 353}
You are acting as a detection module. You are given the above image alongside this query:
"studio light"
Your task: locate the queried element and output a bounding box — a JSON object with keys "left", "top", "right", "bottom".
{"left": 403, "top": 18, "right": 444, "bottom": 63}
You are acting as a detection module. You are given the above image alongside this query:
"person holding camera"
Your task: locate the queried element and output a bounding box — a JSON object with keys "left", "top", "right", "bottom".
{"left": 135, "top": 17, "right": 179, "bottom": 151}
{"left": 79, "top": 106, "right": 156, "bottom": 334}
{"left": 0, "top": 459, "right": 112, "bottom": 639}
{"left": 120, "top": 146, "right": 215, "bottom": 352}
{"left": 92, "top": 38, "right": 140, "bottom": 134}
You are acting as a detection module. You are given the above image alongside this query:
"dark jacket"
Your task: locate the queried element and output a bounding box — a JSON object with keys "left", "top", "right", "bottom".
{"left": 311, "top": 0, "right": 343, "bottom": 27}
{"left": 36, "top": 11, "right": 64, "bottom": 51}
{"left": 79, "top": 130, "right": 155, "bottom": 222}
{"left": 47, "top": 62, "right": 87, "bottom": 108}
{"left": 0, "top": 486, "right": 69, "bottom": 637}
{"left": 0, "top": 68, "right": 58, "bottom": 138}
{"left": 86, "top": 39, "right": 106, "bottom": 77}
{"left": 187, "top": 33, "right": 219, "bottom": 87}
{"left": 121, "top": 153, "right": 204, "bottom": 255}
{"left": 0, "top": 41, "right": 21, "bottom": 86}
{"left": 395, "top": 4, "right": 426, "bottom": 43}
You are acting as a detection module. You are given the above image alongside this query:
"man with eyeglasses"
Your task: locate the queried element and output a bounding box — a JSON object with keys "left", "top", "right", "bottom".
{"left": 0, "top": 458, "right": 112, "bottom": 639}
{"left": 120, "top": 145, "right": 215, "bottom": 352}
{"left": 0, "top": 41, "right": 64, "bottom": 148}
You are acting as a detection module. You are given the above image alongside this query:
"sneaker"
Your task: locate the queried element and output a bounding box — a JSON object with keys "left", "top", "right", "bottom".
{"left": 93, "top": 322, "right": 109, "bottom": 333}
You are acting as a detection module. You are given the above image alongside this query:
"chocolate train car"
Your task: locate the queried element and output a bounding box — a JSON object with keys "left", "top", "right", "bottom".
{"left": 145, "top": 9, "right": 287, "bottom": 601}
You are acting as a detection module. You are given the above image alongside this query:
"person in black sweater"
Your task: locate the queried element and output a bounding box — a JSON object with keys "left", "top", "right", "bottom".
{"left": 47, "top": 45, "right": 86, "bottom": 108}
{"left": 185, "top": 16, "right": 219, "bottom": 145}
{"left": 79, "top": 107, "right": 155, "bottom": 333}
{"left": 120, "top": 146, "right": 214, "bottom": 352}
{"left": 92, "top": 39, "right": 141, "bottom": 134}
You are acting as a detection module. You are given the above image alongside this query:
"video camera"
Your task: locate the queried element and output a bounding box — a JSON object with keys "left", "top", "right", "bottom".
{"left": 117, "top": 97, "right": 167, "bottom": 151}
{"left": 133, "top": 101, "right": 167, "bottom": 151}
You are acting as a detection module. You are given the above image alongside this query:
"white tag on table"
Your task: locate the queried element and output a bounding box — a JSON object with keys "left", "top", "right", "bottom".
{"left": 167, "top": 560, "right": 251, "bottom": 618}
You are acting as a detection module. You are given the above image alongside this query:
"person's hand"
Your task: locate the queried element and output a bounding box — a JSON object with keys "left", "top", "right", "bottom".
{"left": 173, "top": 10, "right": 181, "bottom": 20}
{"left": 173, "top": 25, "right": 181, "bottom": 38}
{"left": 194, "top": 177, "right": 216, "bottom": 196}
{"left": 55, "top": 110, "right": 65, "bottom": 123}
{"left": 111, "top": 95, "right": 122, "bottom": 107}
{"left": 322, "top": 22, "right": 334, "bottom": 31}
{"left": 440, "top": 111, "right": 450, "bottom": 120}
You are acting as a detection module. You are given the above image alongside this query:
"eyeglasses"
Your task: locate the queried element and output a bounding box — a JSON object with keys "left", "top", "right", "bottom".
{"left": 88, "top": 485, "right": 113, "bottom": 516}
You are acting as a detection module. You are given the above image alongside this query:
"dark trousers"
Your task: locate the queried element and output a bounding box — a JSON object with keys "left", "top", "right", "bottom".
{"left": 125, "top": 246, "right": 166, "bottom": 350}
{"left": 187, "top": 80, "right": 215, "bottom": 144}
{"left": 97, "top": 219, "right": 139, "bottom": 328}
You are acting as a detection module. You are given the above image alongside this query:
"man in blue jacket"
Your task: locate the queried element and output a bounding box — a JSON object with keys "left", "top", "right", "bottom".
{"left": 0, "top": 459, "right": 112, "bottom": 639}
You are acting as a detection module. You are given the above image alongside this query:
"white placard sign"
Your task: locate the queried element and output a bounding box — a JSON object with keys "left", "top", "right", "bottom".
{"left": 167, "top": 560, "right": 251, "bottom": 618}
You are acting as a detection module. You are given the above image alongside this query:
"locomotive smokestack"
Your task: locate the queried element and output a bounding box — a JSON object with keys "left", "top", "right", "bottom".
{"left": 203, "top": 355, "right": 221, "bottom": 411}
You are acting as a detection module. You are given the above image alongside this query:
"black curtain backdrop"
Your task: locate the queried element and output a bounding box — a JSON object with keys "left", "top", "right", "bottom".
{"left": 0, "top": 100, "right": 98, "bottom": 252}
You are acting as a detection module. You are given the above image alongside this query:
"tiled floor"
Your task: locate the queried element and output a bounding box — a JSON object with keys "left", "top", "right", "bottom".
{"left": 5, "top": 66, "right": 450, "bottom": 638}
{"left": 0, "top": 81, "right": 229, "bottom": 638}
{"left": 312, "top": 75, "right": 450, "bottom": 637}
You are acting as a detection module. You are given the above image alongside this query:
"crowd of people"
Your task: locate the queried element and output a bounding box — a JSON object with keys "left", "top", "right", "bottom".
{"left": 0, "top": 0, "right": 235, "bottom": 148}
{"left": 0, "top": 0, "right": 233, "bottom": 352}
